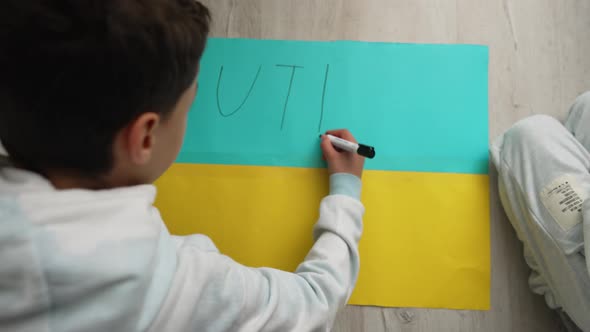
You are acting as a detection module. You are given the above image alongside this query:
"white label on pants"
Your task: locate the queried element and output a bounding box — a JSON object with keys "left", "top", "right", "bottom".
{"left": 540, "top": 174, "right": 587, "bottom": 232}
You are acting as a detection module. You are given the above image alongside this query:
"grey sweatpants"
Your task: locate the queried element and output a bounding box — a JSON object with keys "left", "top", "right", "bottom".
{"left": 491, "top": 92, "right": 590, "bottom": 331}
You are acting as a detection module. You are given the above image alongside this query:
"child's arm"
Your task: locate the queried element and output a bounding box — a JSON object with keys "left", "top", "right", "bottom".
{"left": 148, "top": 130, "right": 365, "bottom": 331}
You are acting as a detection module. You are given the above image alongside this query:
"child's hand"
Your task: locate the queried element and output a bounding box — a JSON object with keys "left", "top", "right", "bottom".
{"left": 321, "top": 129, "right": 365, "bottom": 178}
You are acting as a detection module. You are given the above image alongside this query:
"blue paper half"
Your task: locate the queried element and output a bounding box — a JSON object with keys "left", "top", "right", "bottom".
{"left": 178, "top": 38, "right": 489, "bottom": 174}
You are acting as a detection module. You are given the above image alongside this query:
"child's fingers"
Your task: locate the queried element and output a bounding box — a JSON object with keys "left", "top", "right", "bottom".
{"left": 325, "top": 129, "right": 357, "bottom": 143}
{"left": 320, "top": 135, "right": 339, "bottom": 159}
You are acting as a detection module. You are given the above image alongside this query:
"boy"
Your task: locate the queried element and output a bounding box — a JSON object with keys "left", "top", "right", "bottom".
{"left": 0, "top": 1, "right": 365, "bottom": 331}
{"left": 491, "top": 92, "right": 590, "bottom": 332}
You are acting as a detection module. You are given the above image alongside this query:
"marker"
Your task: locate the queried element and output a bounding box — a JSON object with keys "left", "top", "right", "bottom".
{"left": 320, "top": 134, "right": 376, "bottom": 159}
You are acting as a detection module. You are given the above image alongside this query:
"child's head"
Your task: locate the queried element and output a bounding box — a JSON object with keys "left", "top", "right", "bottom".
{"left": 0, "top": 0, "right": 210, "bottom": 188}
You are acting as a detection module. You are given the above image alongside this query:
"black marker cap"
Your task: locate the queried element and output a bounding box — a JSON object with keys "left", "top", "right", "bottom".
{"left": 357, "top": 144, "right": 376, "bottom": 159}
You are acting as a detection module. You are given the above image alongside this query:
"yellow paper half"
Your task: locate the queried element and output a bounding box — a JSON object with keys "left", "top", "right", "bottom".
{"left": 155, "top": 163, "right": 490, "bottom": 310}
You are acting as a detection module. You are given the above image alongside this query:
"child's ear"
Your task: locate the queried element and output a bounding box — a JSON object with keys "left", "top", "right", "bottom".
{"left": 125, "top": 112, "right": 161, "bottom": 165}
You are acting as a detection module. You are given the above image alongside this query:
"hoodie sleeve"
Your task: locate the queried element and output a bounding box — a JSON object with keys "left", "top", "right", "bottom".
{"left": 148, "top": 175, "right": 364, "bottom": 332}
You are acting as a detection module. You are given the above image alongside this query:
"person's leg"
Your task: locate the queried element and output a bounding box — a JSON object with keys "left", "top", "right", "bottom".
{"left": 559, "top": 310, "right": 585, "bottom": 332}
{"left": 491, "top": 115, "right": 590, "bottom": 331}
{"left": 565, "top": 91, "right": 590, "bottom": 151}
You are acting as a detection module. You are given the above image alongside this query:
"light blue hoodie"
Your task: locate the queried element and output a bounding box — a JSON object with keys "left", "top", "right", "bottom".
{"left": 0, "top": 164, "right": 363, "bottom": 332}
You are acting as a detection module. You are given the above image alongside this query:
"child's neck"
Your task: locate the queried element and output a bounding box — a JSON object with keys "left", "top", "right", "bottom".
{"left": 46, "top": 170, "right": 137, "bottom": 190}
{"left": 47, "top": 174, "right": 110, "bottom": 190}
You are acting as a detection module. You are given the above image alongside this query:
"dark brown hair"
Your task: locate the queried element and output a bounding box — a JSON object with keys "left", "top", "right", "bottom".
{"left": 0, "top": 0, "right": 210, "bottom": 176}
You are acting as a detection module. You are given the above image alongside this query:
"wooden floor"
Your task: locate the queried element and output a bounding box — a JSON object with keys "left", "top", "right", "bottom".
{"left": 200, "top": 1, "right": 590, "bottom": 331}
